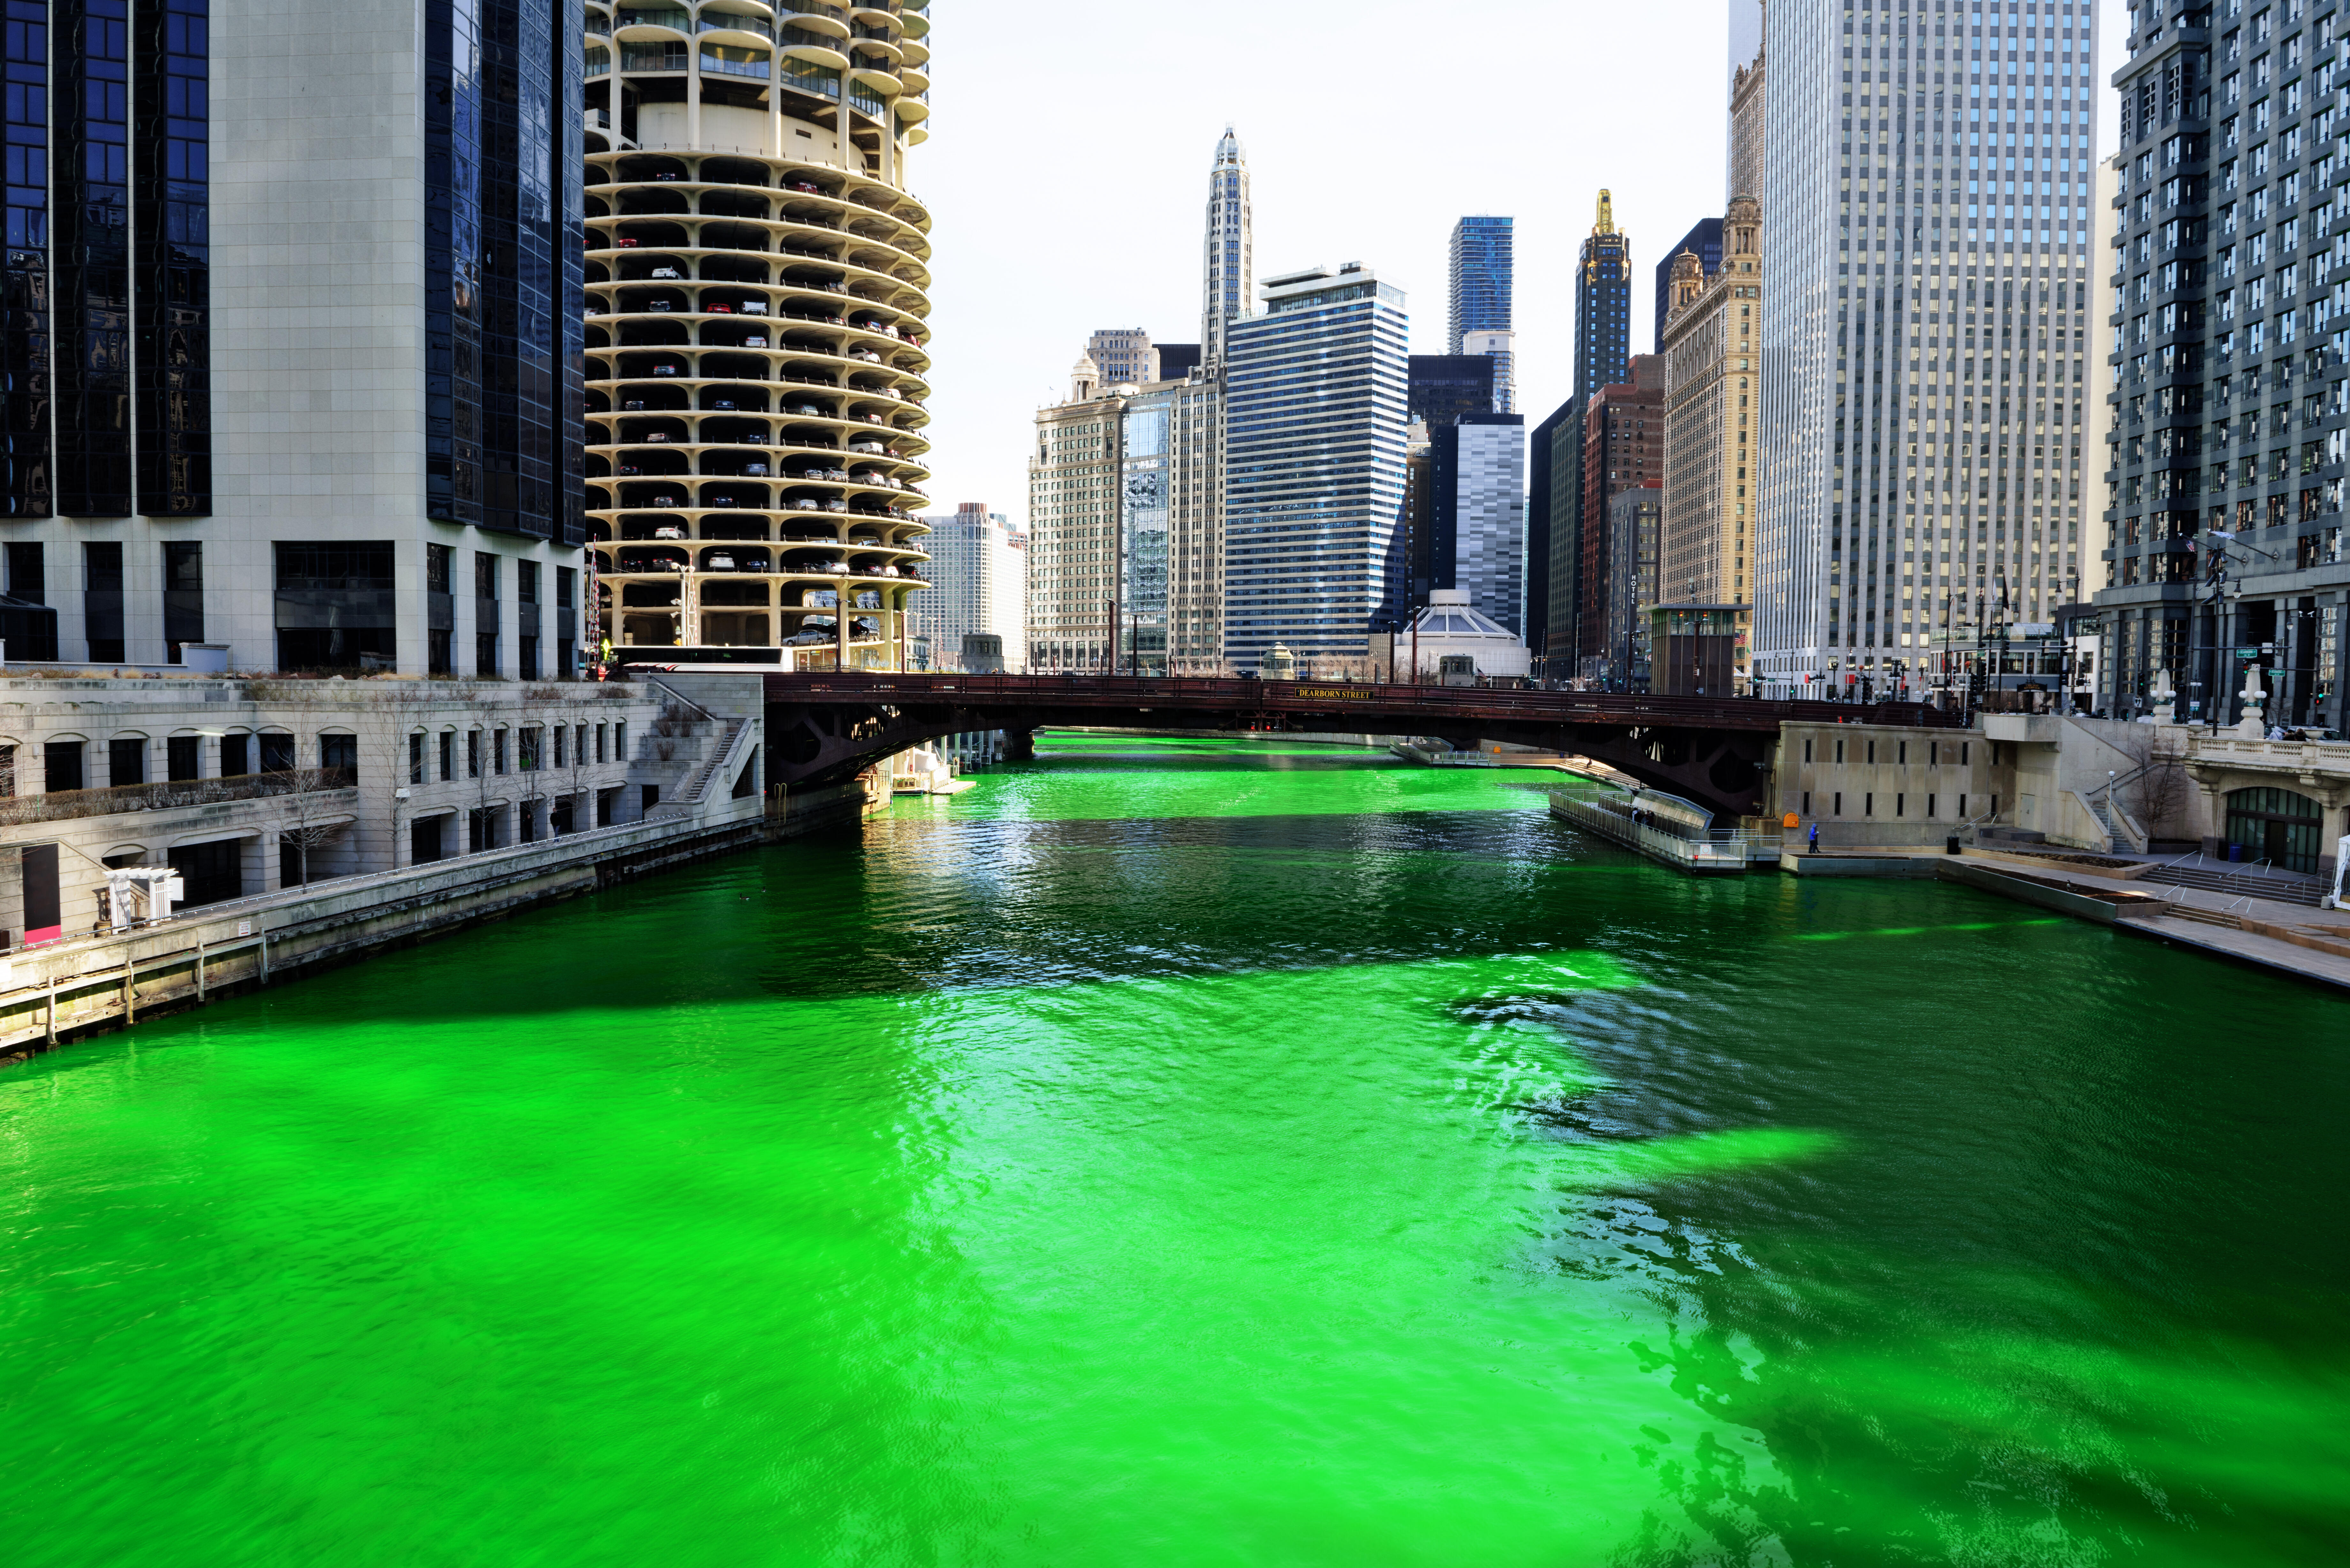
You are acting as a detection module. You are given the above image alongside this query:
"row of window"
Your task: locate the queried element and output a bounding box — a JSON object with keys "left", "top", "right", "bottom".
{"left": 6, "top": 731, "right": 327, "bottom": 794}
{"left": 405, "top": 721, "right": 628, "bottom": 784}
{"left": 1800, "top": 736, "right": 1980, "bottom": 768}
{"left": 1801, "top": 790, "right": 1996, "bottom": 821}
{"left": 0, "top": 717, "right": 632, "bottom": 796}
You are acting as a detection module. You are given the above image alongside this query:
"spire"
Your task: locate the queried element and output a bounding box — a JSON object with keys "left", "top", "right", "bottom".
{"left": 1594, "top": 189, "right": 1616, "bottom": 237}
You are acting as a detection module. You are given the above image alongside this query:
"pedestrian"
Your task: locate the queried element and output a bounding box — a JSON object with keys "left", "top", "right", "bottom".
{"left": 1808, "top": 823, "right": 1820, "bottom": 856}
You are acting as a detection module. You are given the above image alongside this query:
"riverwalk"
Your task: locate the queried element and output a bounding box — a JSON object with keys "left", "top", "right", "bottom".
{"left": 1781, "top": 845, "right": 2350, "bottom": 994}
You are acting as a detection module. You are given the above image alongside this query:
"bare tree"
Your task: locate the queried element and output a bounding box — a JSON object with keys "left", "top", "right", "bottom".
{"left": 277, "top": 767, "right": 352, "bottom": 886}
{"left": 2117, "top": 729, "right": 2192, "bottom": 840}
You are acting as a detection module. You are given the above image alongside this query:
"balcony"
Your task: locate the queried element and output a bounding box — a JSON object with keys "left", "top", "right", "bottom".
{"left": 0, "top": 769, "right": 358, "bottom": 828}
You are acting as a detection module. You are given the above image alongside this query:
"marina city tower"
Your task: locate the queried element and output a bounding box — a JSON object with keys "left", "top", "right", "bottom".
{"left": 583, "top": 0, "right": 936, "bottom": 668}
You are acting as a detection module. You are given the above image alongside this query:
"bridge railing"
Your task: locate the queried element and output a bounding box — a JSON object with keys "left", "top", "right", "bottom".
{"left": 762, "top": 672, "right": 1966, "bottom": 731}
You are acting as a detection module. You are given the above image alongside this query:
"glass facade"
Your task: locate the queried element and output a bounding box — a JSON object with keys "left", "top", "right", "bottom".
{"left": 2, "top": 0, "right": 48, "bottom": 518}
{"left": 274, "top": 540, "right": 396, "bottom": 671}
{"left": 133, "top": 0, "right": 207, "bottom": 516}
{"left": 1223, "top": 272, "right": 1410, "bottom": 673}
{"left": 1118, "top": 396, "right": 1171, "bottom": 675}
{"left": 1447, "top": 215, "right": 1514, "bottom": 353}
{"left": 1754, "top": 0, "right": 2101, "bottom": 698}
{"left": 427, "top": 0, "right": 584, "bottom": 541}
{"left": 55, "top": 0, "right": 129, "bottom": 517}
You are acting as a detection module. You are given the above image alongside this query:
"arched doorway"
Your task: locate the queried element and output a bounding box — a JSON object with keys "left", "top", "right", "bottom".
{"left": 2224, "top": 786, "right": 2324, "bottom": 875}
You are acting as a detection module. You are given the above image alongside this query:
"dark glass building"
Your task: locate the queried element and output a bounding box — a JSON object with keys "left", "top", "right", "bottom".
{"left": 1655, "top": 217, "right": 1724, "bottom": 353}
{"left": 1408, "top": 355, "right": 1497, "bottom": 430}
{"left": 1576, "top": 191, "right": 1634, "bottom": 397}
{"left": 0, "top": 0, "right": 586, "bottom": 674}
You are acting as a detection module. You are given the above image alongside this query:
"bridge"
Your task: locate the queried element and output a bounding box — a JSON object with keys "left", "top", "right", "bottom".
{"left": 757, "top": 673, "right": 1960, "bottom": 819}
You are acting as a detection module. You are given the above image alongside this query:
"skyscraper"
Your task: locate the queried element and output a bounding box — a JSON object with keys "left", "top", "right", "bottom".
{"left": 1449, "top": 216, "right": 1517, "bottom": 413}
{"left": 585, "top": 0, "right": 936, "bottom": 670}
{"left": 1750, "top": 0, "right": 2101, "bottom": 699}
{"left": 1575, "top": 193, "right": 1634, "bottom": 398}
{"left": 2097, "top": 0, "right": 2344, "bottom": 734}
{"left": 0, "top": 0, "right": 587, "bottom": 675}
{"left": 1660, "top": 198, "right": 1764, "bottom": 691}
{"left": 1434, "top": 414, "right": 1528, "bottom": 636}
{"left": 1224, "top": 264, "right": 1410, "bottom": 674}
{"left": 1579, "top": 357, "right": 1666, "bottom": 679}
{"left": 1526, "top": 396, "right": 1584, "bottom": 676}
{"left": 1202, "top": 128, "right": 1254, "bottom": 366}
{"left": 1448, "top": 216, "right": 1514, "bottom": 351}
{"left": 922, "top": 505, "right": 1027, "bottom": 673}
{"left": 1027, "top": 358, "right": 1126, "bottom": 673}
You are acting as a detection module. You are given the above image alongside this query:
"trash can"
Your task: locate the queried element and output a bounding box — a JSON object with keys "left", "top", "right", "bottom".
{"left": 1946, "top": 836, "right": 1962, "bottom": 855}
{"left": 2227, "top": 842, "right": 2246, "bottom": 863}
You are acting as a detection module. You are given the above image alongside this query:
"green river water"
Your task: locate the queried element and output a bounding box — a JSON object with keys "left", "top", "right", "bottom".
{"left": 2, "top": 736, "right": 2345, "bottom": 1566}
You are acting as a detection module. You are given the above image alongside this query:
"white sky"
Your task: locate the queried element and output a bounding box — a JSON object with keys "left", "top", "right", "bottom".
{"left": 912, "top": 0, "right": 2128, "bottom": 530}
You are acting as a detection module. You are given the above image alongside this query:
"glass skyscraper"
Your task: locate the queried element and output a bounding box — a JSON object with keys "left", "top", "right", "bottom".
{"left": 1751, "top": 0, "right": 2102, "bottom": 697}
{"left": 1448, "top": 215, "right": 1514, "bottom": 351}
{"left": 1451, "top": 215, "right": 1516, "bottom": 414}
{"left": 1223, "top": 264, "right": 1410, "bottom": 674}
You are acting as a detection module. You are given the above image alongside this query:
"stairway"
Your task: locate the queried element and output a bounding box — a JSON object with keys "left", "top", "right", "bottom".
{"left": 2139, "top": 860, "right": 2325, "bottom": 908}
{"left": 2153, "top": 903, "right": 2247, "bottom": 932}
{"left": 673, "top": 718, "right": 751, "bottom": 807}
{"left": 2087, "top": 796, "right": 2122, "bottom": 855}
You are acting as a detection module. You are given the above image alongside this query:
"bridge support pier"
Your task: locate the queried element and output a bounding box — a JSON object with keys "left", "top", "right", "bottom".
{"left": 1005, "top": 728, "right": 1036, "bottom": 762}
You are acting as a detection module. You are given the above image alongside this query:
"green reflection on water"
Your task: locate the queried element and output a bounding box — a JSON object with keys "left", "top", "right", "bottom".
{"left": 0, "top": 738, "right": 2344, "bottom": 1566}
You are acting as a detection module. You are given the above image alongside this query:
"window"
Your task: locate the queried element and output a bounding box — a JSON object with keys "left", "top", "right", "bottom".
{"left": 1895, "top": 794, "right": 1905, "bottom": 818}
{"left": 615, "top": 721, "right": 627, "bottom": 761}
{"left": 44, "top": 739, "right": 86, "bottom": 793}
{"left": 168, "top": 735, "right": 199, "bottom": 782}
{"left": 163, "top": 542, "right": 204, "bottom": 660}
{"left": 439, "top": 731, "right": 454, "bottom": 782}
{"left": 467, "top": 805, "right": 501, "bottom": 854}
{"left": 108, "top": 736, "right": 145, "bottom": 787}
{"left": 276, "top": 541, "right": 397, "bottom": 670}
{"left": 553, "top": 726, "right": 566, "bottom": 769}
{"left": 427, "top": 543, "right": 454, "bottom": 675}
{"left": 1804, "top": 738, "right": 1814, "bottom": 762}
{"left": 475, "top": 553, "right": 501, "bottom": 677}
{"left": 493, "top": 728, "right": 508, "bottom": 775}
{"left": 1834, "top": 791, "right": 1844, "bottom": 815}
{"left": 519, "top": 725, "right": 541, "bottom": 772}
{"left": 518, "top": 560, "right": 541, "bottom": 682}
{"left": 1927, "top": 793, "right": 1937, "bottom": 819}
{"left": 1865, "top": 793, "right": 1875, "bottom": 817}
{"left": 169, "top": 839, "right": 243, "bottom": 908}
{"left": 467, "top": 730, "right": 481, "bottom": 779}
{"left": 259, "top": 733, "right": 295, "bottom": 773}
{"left": 84, "top": 541, "right": 125, "bottom": 662}
{"left": 320, "top": 733, "right": 357, "bottom": 773}
{"left": 409, "top": 733, "right": 426, "bottom": 785}
{"left": 595, "top": 723, "right": 607, "bottom": 764}
{"left": 220, "top": 734, "right": 248, "bottom": 777}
